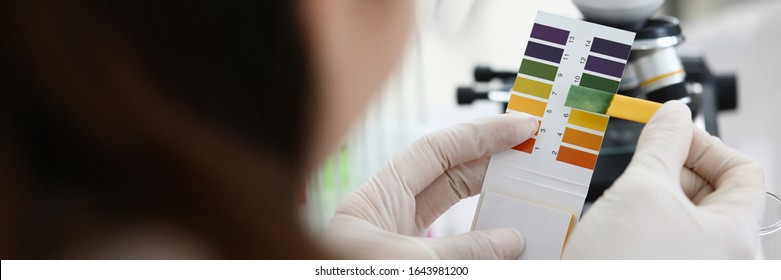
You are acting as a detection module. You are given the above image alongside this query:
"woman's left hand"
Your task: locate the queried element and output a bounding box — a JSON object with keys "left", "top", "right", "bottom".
{"left": 323, "top": 114, "right": 539, "bottom": 259}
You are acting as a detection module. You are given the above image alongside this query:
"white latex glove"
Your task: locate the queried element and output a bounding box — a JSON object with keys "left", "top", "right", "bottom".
{"left": 563, "top": 101, "right": 766, "bottom": 259}
{"left": 324, "top": 114, "right": 539, "bottom": 259}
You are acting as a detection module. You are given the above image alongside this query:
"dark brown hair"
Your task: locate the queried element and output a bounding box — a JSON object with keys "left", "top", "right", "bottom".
{"left": 0, "top": 0, "right": 320, "bottom": 258}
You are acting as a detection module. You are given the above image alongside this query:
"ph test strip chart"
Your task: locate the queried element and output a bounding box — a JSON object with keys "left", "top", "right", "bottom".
{"left": 473, "top": 11, "right": 634, "bottom": 259}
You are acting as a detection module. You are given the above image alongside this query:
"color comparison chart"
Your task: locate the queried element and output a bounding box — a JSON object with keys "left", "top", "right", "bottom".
{"left": 472, "top": 12, "right": 635, "bottom": 259}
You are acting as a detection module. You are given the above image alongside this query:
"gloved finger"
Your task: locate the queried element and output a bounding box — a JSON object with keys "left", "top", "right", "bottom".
{"left": 414, "top": 156, "right": 488, "bottom": 231}
{"left": 389, "top": 113, "right": 537, "bottom": 196}
{"left": 622, "top": 101, "right": 693, "bottom": 190}
{"left": 680, "top": 167, "right": 713, "bottom": 204}
{"left": 424, "top": 228, "right": 524, "bottom": 260}
{"left": 685, "top": 127, "right": 765, "bottom": 221}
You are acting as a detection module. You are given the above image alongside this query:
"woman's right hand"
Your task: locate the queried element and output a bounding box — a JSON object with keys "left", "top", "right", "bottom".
{"left": 563, "top": 101, "right": 767, "bottom": 259}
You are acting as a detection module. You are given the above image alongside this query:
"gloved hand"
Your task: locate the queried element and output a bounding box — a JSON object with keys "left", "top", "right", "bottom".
{"left": 323, "top": 114, "right": 539, "bottom": 259}
{"left": 563, "top": 101, "right": 766, "bottom": 259}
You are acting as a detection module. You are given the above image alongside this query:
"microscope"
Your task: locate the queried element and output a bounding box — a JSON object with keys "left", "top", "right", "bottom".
{"left": 456, "top": 0, "right": 738, "bottom": 201}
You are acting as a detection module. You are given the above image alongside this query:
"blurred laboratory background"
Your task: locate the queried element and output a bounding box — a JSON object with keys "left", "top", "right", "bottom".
{"left": 305, "top": 0, "right": 781, "bottom": 259}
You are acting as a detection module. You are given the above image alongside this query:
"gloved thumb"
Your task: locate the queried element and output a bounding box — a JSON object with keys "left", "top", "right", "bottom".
{"left": 425, "top": 229, "right": 524, "bottom": 259}
{"left": 624, "top": 101, "right": 693, "bottom": 185}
